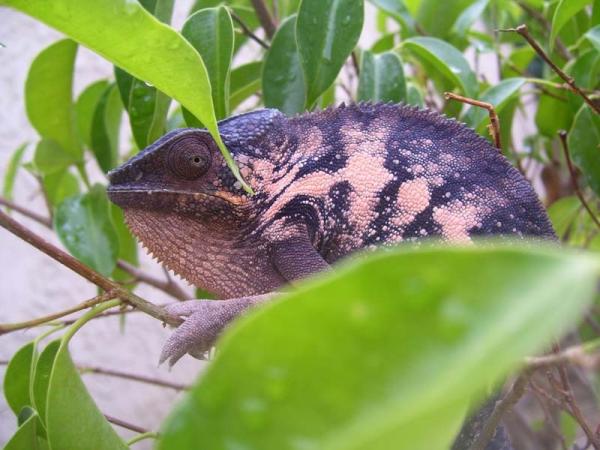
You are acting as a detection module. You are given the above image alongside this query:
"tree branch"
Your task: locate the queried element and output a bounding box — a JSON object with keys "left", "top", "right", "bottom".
{"left": 104, "top": 414, "right": 149, "bottom": 434}
{"left": 444, "top": 92, "right": 502, "bottom": 150}
{"left": 230, "top": 10, "right": 270, "bottom": 49}
{"left": 0, "top": 209, "right": 182, "bottom": 327}
{"left": 558, "top": 130, "right": 600, "bottom": 231}
{"left": 0, "top": 196, "right": 52, "bottom": 227}
{"left": 79, "top": 365, "right": 190, "bottom": 391}
{"left": 499, "top": 25, "right": 600, "bottom": 115}
{"left": 250, "top": 0, "right": 277, "bottom": 39}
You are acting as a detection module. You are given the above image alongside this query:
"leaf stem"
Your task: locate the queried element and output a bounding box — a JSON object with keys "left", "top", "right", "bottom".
{"left": 0, "top": 292, "right": 115, "bottom": 335}
{"left": 126, "top": 431, "right": 159, "bottom": 445}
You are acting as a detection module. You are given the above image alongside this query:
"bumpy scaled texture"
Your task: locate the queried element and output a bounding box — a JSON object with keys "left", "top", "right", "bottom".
{"left": 109, "top": 103, "right": 554, "bottom": 305}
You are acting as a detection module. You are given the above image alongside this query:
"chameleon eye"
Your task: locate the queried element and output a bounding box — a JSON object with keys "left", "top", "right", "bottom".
{"left": 167, "top": 136, "right": 212, "bottom": 180}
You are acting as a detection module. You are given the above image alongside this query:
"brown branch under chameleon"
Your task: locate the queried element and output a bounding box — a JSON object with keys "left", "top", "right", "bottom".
{"left": 0, "top": 209, "right": 182, "bottom": 327}
{"left": 499, "top": 25, "right": 600, "bottom": 115}
{"left": 79, "top": 365, "right": 190, "bottom": 391}
{"left": 444, "top": 92, "right": 502, "bottom": 150}
{"left": 0, "top": 195, "right": 189, "bottom": 300}
{"left": 558, "top": 130, "right": 600, "bottom": 231}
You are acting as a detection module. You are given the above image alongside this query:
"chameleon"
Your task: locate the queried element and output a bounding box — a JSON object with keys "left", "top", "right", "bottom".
{"left": 107, "top": 102, "right": 555, "bottom": 367}
{"left": 108, "top": 102, "right": 554, "bottom": 449}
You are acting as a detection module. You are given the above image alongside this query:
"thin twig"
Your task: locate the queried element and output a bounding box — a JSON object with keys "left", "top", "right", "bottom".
{"left": 0, "top": 195, "right": 189, "bottom": 301}
{"left": 104, "top": 414, "right": 148, "bottom": 434}
{"left": 351, "top": 50, "right": 360, "bottom": 76}
{"left": 117, "top": 260, "right": 188, "bottom": 301}
{"left": 444, "top": 92, "right": 502, "bottom": 150}
{"left": 0, "top": 196, "right": 52, "bottom": 227}
{"left": 80, "top": 365, "right": 190, "bottom": 391}
{"left": 558, "top": 130, "right": 600, "bottom": 231}
{"left": 499, "top": 25, "right": 599, "bottom": 115}
{"left": 468, "top": 373, "right": 531, "bottom": 450}
{"left": 230, "top": 10, "right": 270, "bottom": 49}
{"left": 525, "top": 340, "right": 600, "bottom": 370}
{"left": 515, "top": 1, "right": 572, "bottom": 60}
{"left": 0, "top": 210, "right": 182, "bottom": 327}
{"left": 250, "top": 0, "right": 277, "bottom": 39}
{"left": 0, "top": 293, "right": 115, "bottom": 335}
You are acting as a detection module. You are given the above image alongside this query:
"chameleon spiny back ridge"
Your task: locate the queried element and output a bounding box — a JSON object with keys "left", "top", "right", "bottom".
{"left": 237, "top": 102, "right": 555, "bottom": 262}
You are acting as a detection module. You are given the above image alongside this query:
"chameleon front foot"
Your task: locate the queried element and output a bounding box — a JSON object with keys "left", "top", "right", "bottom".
{"left": 159, "top": 295, "right": 271, "bottom": 367}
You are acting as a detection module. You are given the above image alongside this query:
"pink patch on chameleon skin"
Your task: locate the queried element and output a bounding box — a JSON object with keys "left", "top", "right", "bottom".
{"left": 392, "top": 178, "right": 431, "bottom": 227}
{"left": 432, "top": 200, "right": 481, "bottom": 243}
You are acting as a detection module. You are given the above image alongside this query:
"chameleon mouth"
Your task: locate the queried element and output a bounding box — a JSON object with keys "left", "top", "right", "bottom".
{"left": 106, "top": 185, "right": 242, "bottom": 209}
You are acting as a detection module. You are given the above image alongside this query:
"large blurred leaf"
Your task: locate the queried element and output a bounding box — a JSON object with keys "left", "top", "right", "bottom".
{"left": 75, "top": 80, "right": 109, "bottom": 149}
{"left": 3, "top": 0, "right": 249, "bottom": 191}
{"left": 585, "top": 25, "right": 600, "bottom": 52}
{"left": 33, "top": 139, "right": 76, "bottom": 175}
{"left": 53, "top": 184, "right": 119, "bottom": 276}
{"left": 368, "top": 0, "right": 416, "bottom": 35}
{"left": 182, "top": 6, "right": 234, "bottom": 122}
{"left": 3, "top": 342, "right": 34, "bottom": 415}
{"left": 402, "top": 37, "right": 477, "bottom": 97}
{"left": 463, "top": 77, "right": 525, "bottom": 129}
{"left": 230, "top": 62, "right": 262, "bottom": 111}
{"left": 25, "top": 39, "right": 80, "bottom": 161}
{"left": 2, "top": 143, "right": 27, "bottom": 202}
{"left": 357, "top": 50, "right": 407, "bottom": 103}
{"left": 159, "top": 245, "right": 599, "bottom": 450}
{"left": 263, "top": 15, "right": 306, "bottom": 116}
{"left": 46, "top": 302, "right": 127, "bottom": 450}
{"left": 550, "top": 0, "right": 591, "bottom": 50}
{"left": 3, "top": 409, "right": 47, "bottom": 450}
{"left": 569, "top": 105, "right": 600, "bottom": 197}
{"left": 297, "top": 0, "right": 364, "bottom": 106}
{"left": 451, "top": 0, "right": 490, "bottom": 38}
{"left": 90, "top": 84, "right": 122, "bottom": 172}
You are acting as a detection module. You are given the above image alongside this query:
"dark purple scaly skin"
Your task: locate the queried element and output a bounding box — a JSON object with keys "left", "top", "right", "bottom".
{"left": 108, "top": 103, "right": 554, "bottom": 446}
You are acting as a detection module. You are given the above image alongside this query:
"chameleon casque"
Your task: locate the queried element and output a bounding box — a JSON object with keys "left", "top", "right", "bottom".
{"left": 107, "top": 103, "right": 554, "bottom": 447}
{"left": 108, "top": 102, "right": 554, "bottom": 364}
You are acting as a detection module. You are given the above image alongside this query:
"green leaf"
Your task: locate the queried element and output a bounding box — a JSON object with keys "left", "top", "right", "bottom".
{"left": 4, "top": 0, "right": 249, "bottom": 192}
{"left": 90, "top": 84, "right": 122, "bottom": 172}
{"left": 550, "top": 0, "right": 591, "bottom": 50}
{"left": 3, "top": 409, "right": 47, "bottom": 450}
{"left": 416, "top": 0, "right": 475, "bottom": 38}
{"left": 42, "top": 170, "right": 80, "bottom": 207}
{"left": 357, "top": 50, "right": 407, "bottom": 103}
{"left": 406, "top": 82, "right": 424, "bottom": 107}
{"left": 32, "top": 340, "right": 61, "bottom": 423}
{"left": 2, "top": 143, "right": 27, "bottom": 202}
{"left": 53, "top": 184, "right": 119, "bottom": 276}
{"left": 451, "top": 0, "right": 490, "bottom": 38}
{"left": 547, "top": 196, "right": 581, "bottom": 238}
{"left": 46, "top": 301, "right": 127, "bottom": 450}
{"left": 263, "top": 15, "right": 306, "bottom": 116}
{"left": 297, "top": 0, "right": 364, "bottom": 106}
{"left": 585, "top": 25, "right": 600, "bottom": 52}
{"left": 33, "top": 139, "right": 76, "bottom": 175}
{"left": 3, "top": 342, "right": 34, "bottom": 415}
{"left": 367, "top": 0, "right": 416, "bottom": 34}
{"left": 110, "top": 203, "right": 138, "bottom": 281}
{"left": 535, "top": 87, "right": 575, "bottom": 137}
{"left": 402, "top": 36, "right": 477, "bottom": 97}
{"left": 25, "top": 39, "right": 81, "bottom": 161}
{"left": 182, "top": 6, "right": 234, "bottom": 121}
{"left": 127, "top": 78, "right": 171, "bottom": 148}
{"left": 159, "top": 245, "right": 599, "bottom": 450}
{"left": 463, "top": 77, "right": 525, "bottom": 129}
{"left": 568, "top": 105, "right": 600, "bottom": 197}
{"left": 75, "top": 80, "right": 110, "bottom": 149}
{"left": 230, "top": 62, "right": 262, "bottom": 111}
